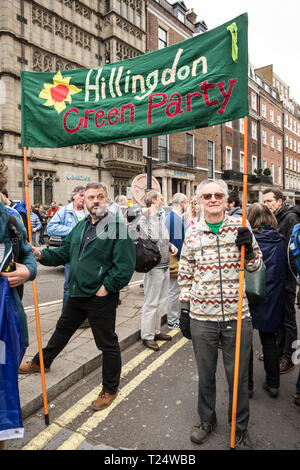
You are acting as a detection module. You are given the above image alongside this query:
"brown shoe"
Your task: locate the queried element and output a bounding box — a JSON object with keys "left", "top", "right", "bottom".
{"left": 154, "top": 333, "right": 172, "bottom": 341}
{"left": 280, "top": 358, "right": 294, "bottom": 374}
{"left": 142, "top": 339, "right": 160, "bottom": 351}
{"left": 19, "top": 360, "right": 50, "bottom": 374}
{"left": 92, "top": 391, "right": 118, "bottom": 411}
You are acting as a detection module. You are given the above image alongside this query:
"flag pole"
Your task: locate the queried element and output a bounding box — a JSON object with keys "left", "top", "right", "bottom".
{"left": 23, "top": 147, "right": 49, "bottom": 426}
{"left": 230, "top": 116, "right": 248, "bottom": 449}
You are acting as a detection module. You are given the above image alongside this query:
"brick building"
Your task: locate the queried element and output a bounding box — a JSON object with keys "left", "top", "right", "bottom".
{"left": 222, "top": 63, "right": 300, "bottom": 203}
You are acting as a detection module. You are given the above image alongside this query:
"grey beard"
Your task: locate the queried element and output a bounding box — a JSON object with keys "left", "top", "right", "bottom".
{"left": 95, "top": 204, "right": 108, "bottom": 218}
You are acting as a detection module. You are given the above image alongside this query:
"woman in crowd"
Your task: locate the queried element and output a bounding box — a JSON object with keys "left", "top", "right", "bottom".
{"left": 247, "top": 203, "right": 287, "bottom": 398}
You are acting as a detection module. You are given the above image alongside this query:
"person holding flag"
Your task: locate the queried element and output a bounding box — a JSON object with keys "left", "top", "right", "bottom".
{"left": 178, "top": 179, "right": 262, "bottom": 449}
{"left": 0, "top": 160, "right": 37, "bottom": 450}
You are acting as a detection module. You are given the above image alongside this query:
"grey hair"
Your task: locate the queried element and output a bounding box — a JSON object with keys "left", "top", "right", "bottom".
{"left": 145, "top": 190, "right": 161, "bottom": 207}
{"left": 195, "top": 179, "right": 229, "bottom": 201}
{"left": 71, "top": 185, "right": 85, "bottom": 201}
{"left": 85, "top": 182, "right": 110, "bottom": 199}
{"left": 172, "top": 193, "right": 187, "bottom": 206}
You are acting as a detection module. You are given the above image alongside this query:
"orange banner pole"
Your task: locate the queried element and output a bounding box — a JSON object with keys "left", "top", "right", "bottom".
{"left": 23, "top": 147, "right": 49, "bottom": 425}
{"left": 230, "top": 116, "right": 248, "bottom": 449}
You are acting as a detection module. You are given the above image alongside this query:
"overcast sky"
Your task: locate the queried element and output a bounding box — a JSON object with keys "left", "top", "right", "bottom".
{"left": 184, "top": 0, "right": 300, "bottom": 104}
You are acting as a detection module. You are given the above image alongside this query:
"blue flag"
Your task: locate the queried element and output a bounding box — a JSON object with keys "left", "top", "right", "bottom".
{"left": 0, "top": 277, "right": 25, "bottom": 441}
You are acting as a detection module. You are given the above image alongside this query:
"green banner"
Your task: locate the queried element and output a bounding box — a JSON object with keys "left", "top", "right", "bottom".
{"left": 21, "top": 13, "right": 248, "bottom": 148}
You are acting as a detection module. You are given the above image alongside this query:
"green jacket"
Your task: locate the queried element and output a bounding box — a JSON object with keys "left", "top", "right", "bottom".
{"left": 40, "top": 213, "right": 135, "bottom": 297}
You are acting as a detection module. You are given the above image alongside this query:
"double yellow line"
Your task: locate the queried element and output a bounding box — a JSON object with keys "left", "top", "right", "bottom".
{"left": 23, "top": 329, "right": 187, "bottom": 450}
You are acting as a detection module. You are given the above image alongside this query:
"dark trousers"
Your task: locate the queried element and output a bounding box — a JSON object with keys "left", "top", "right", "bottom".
{"left": 277, "top": 276, "right": 298, "bottom": 362}
{"left": 191, "top": 317, "right": 253, "bottom": 433}
{"left": 33, "top": 293, "right": 121, "bottom": 394}
{"left": 249, "top": 331, "right": 280, "bottom": 390}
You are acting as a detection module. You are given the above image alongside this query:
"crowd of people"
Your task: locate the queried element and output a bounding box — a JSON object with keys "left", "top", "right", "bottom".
{"left": 1, "top": 169, "right": 300, "bottom": 450}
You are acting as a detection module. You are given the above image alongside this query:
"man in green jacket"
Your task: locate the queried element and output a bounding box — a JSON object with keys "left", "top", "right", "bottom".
{"left": 19, "top": 182, "right": 135, "bottom": 411}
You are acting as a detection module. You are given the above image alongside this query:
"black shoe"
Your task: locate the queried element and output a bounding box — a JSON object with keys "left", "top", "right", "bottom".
{"left": 263, "top": 382, "right": 279, "bottom": 398}
{"left": 248, "top": 389, "right": 254, "bottom": 399}
{"left": 234, "top": 431, "right": 254, "bottom": 450}
{"left": 190, "top": 420, "right": 217, "bottom": 445}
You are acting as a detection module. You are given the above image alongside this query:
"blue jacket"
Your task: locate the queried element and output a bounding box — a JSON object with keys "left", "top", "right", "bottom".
{"left": 165, "top": 210, "right": 185, "bottom": 259}
{"left": 0, "top": 203, "right": 37, "bottom": 346}
{"left": 250, "top": 227, "right": 287, "bottom": 332}
{"left": 47, "top": 202, "right": 87, "bottom": 239}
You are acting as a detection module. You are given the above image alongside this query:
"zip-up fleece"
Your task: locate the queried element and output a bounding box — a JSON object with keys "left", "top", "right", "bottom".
{"left": 40, "top": 213, "right": 135, "bottom": 297}
{"left": 178, "top": 215, "right": 262, "bottom": 322}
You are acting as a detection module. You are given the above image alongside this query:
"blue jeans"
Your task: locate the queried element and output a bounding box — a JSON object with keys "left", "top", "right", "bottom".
{"left": 190, "top": 317, "right": 253, "bottom": 433}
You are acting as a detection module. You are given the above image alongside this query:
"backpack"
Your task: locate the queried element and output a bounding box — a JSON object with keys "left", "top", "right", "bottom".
{"left": 7, "top": 214, "right": 24, "bottom": 299}
{"left": 289, "top": 222, "right": 300, "bottom": 276}
{"left": 7, "top": 214, "right": 21, "bottom": 265}
{"left": 133, "top": 225, "right": 161, "bottom": 273}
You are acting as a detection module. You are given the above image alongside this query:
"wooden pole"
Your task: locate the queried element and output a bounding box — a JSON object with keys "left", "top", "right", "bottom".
{"left": 23, "top": 147, "right": 49, "bottom": 425}
{"left": 230, "top": 116, "right": 248, "bottom": 449}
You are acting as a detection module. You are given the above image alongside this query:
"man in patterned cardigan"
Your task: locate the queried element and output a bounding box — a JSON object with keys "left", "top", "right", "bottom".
{"left": 178, "top": 179, "right": 262, "bottom": 449}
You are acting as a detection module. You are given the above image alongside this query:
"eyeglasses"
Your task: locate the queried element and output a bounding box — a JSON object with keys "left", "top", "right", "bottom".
{"left": 201, "top": 193, "right": 225, "bottom": 201}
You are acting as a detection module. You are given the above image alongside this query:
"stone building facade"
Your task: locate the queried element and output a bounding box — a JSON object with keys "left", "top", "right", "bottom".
{"left": 0, "top": 0, "right": 147, "bottom": 205}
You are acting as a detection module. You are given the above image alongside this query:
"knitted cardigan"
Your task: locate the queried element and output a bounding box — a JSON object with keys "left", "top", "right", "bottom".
{"left": 178, "top": 215, "right": 262, "bottom": 322}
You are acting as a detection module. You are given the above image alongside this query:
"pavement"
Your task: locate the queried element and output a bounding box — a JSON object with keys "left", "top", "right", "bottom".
{"left": 19, "top": 280, "right": 166, "bottom": 420}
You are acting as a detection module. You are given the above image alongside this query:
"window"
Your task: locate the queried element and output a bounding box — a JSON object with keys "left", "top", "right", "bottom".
{"left": 277, "top": 138, "right": 281, "bottom": 152}
{"left": 285, "top": 156, "right": 289, "bottom": 168}
{"left": 251, "top": 93, "right": 257, "bottom": 111}
{"left": 225, "top": 146, "right": 232, "bottom": 170}
{"left": 278, "top": 166, "right": 282, "bottom": 185}
{"left": 33, "top": 170, "right": 55, "bottom": 205}
{"left": 239, "top": 118, "right": 244, "bottom": 134}
{"left": 158, "top": 134, "right": 168, "bottom": 162}
{"left": 262, "top": 103, "right": 267, "bottom": 118}
{"left": 290, "top": 136, "right": 293, "bottom": 150}
{"left": 240, "top": 151, "right": 244, "bottom": 173}
{"left": 263, "top": 160, "right": 267, "bottom": 170}
{"left": 270, "top": 108, "right": 274, "bottom": 123}
{"left": 251, "top": 122, "right": 257, "bottom": 140}
{"left": 123, "top": 1, "right": 128, "bottom": 18}
{"left": 186, "top": 133, "right": 194, "bottom": 168}
{"left": 277, "top": 114, "right": 281, "bottom": 128}
{"left": 290, "top": 157, "right": 293, "bottom": 170}
{"left": 271, "top": 163, "right": 275, "bottom": 182}
{"left": 136, "top": 11, "right": 141, "bottom": 28}
{"left": 129, "top": 6, "right": 134, "bottom": 22}
{"left": 208, "top": 141, "right": 214, "bottom": 179}
{"left": 262, "top": 130, "right": 267, "bottom": 145}
{"left": 158, "top": 27, "right": 167, "bottom": 49}
{"left": 286, "top": 135, "right": 289, "bottom": 148}
{"left": 177, "top": 11, "right": 185, "bottom": 23}
{"left": 252, "top": 156, "right": 257, "bottom": 174}
{"left": 115, "top": 0, "right": 121, "bottom": 14}
{"left": 270, "top": 135, "right": 274, "bottom": 148}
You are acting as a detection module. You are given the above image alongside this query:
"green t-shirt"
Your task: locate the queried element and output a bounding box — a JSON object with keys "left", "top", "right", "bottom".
{"left": 205, "top": 220, "right": 223, "bottom": 234}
